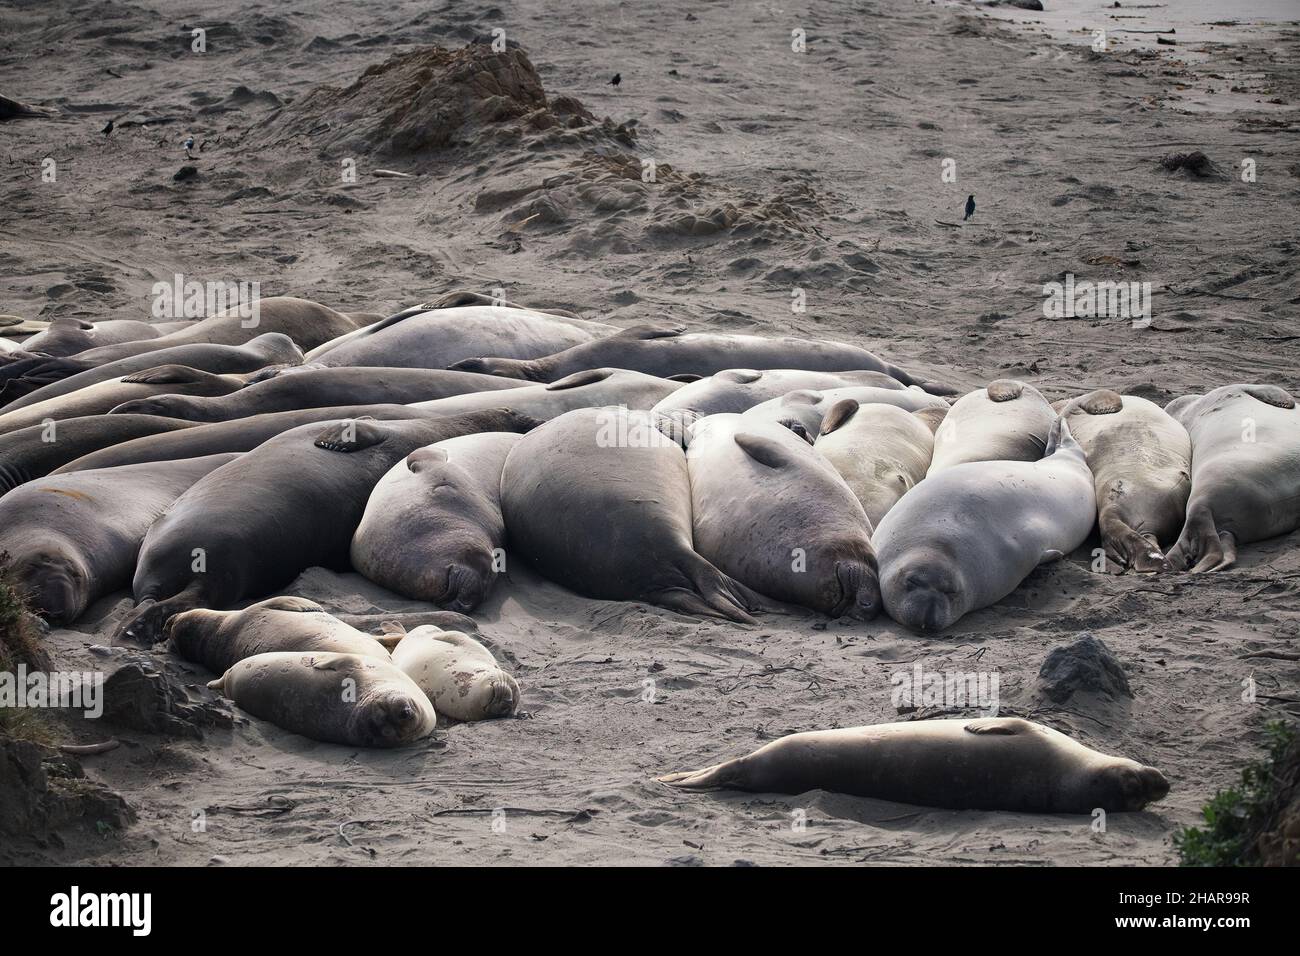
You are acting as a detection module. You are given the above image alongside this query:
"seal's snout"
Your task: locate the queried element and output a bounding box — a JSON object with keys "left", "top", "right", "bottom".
{"left": 1141, "top": 766, "right": 1170, "bottom": 804}
{"left": 443, "top": 562, "right": 488, "bottom": 614}
{"left": 836, "top": 560, "right": 881, "bottom": 621}
{"left": 14, "top": 553, "right": 88, "bottom": 625}
{"left": 447, "top": 357, "right": 491, "bottom": 374}
{"left": 484, "top": 675, "right": 521, "bottom": 718}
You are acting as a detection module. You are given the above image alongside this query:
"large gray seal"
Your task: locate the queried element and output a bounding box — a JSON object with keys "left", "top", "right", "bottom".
{"left": 403, "top": 368, "right": 683, "bottom": 420}
{"left": 685, "top": 414, "right": 879, "bottom": 619}
{"left": 207, "top": 651, "right": 436, "bottom": 748}
{"left": 451, "top": 325, "right": 953, "bottom": 394}
{"left": 166, "top": 596, "right": 391, "bottom": 675}
{"left": 20, "top": 317, "right": 166, "bottom": 357}
{"left": 500, "top": 406, "right": 767, "bottom": 623}
{"left": 351, "top": 432, "right": 521, "bottom": 612}
{"left": 0, "top": 453, "right": 238, "bottom": 624}
{"left": 1, "top": 332, "right": 302, "bottom": 411}
{"left": 651, "top": 368, "right": 905, "bottom": 420}
{"left": 658, "top": 717, "right": 1169, "bottom": 813}
{"left": 874, "top": 418, "right": 1096, "bottom": 632}
{"left": 1166, "top": 383, "right": 1300, "bottom": 571}
{"left": 927, "top": 379, "right": 1055, "bottom": 474}
{"left": 69, "top": 296, "right": 360, "bottom": 365}
{"left": 109, "top": 366, "right": 527, "bottom": 422}
{"left": 814, "top": 400, "right": 936, "bottom": 528}
{"left": 1061, "top": 389, "right": 1191, "bottom": 573}
{"left": 117, "top": 409, "right": 540, "bottom": 644}
{"left": 308, "top": 304, "right": 613, "bottom": 368}
{"left": 0, "top": 414, "right": 197, "bottom": 496}
{"left": 0, "top": 365, "right": 245, "bottom": 437}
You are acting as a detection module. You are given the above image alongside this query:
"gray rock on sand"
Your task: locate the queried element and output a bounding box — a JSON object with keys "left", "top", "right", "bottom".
{"left": 1036, "top": 633, "right": 1133, "bottom": 704}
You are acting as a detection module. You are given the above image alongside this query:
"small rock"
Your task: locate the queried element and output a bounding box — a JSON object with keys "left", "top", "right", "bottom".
{"left": 101, "top": 659, "right": 234, "bottom": 739}
{"left": 173, "top": 165, "right": 199, "bottom": 182}
{"left": 1037, "top": 633, "right": 1133, "bottom": 703}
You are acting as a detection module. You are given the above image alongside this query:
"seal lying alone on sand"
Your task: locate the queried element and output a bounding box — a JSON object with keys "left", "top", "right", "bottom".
{"left": 658, "top": 717, "right": 1169, "bottom": 813}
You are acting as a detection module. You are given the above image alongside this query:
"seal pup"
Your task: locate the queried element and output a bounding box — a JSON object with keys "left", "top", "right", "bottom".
{"left": 741, "top": 385, "right": 947, "bottom": 437}
{"left": 390, "top": 626, "right": 520, "bottom": 721}
{"left": 110, "top": 366, "right": 527, "bottom": 422}
{"left": 500, "top": 406, "right": 767, "bottom": 623}
{"left": 651, "top": 368, "right": 905, "bottom": 420}
{"left": 450, "top": 326, "right": 952, "bottom": 394}
{"left": 686, "top": 414, "right": 879, "bottom": 619}
{"left": 207, "top": 651, "right": 436, "bottom": 748}
{"left": 117, "top": 409, "right": 540, "bottom": 644}
{"left": 351, "top": 432, "right": 521, "bottom": 611}
{"left": 814, "top": 400, "right": 936, "bottom": 528}
{"left": 0, "top": 454, "right": 238, "bottom": 624}
{"left": 166, "top": 596, "right": 391, "bottom": 675}
{"left": 874, "top": 418, "right": 1096, "bottom": 632}
{"left": 0, "top": 365, "right": 245, "bottom": 436}
{"left": 1166, "top": 384, "right": 1300, "bottom": 571}
{"left": 1061, "top": 389, "right": 1191, "bottom": 573}
{"left": 658, "top": 717, "right": 1169, "bottom": 813}
{"left": 0, "top": 415, "right": 196, "bottom": 495}
{"left": 927, "top": 379, "right": 1055, "bottom": 475}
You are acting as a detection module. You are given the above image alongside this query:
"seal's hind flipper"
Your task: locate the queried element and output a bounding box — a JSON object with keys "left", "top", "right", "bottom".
{"left": 1168, "top": 506, "right": 1236, "bottom": 572}
{"left": 656, "top": 761, "right": 738, "bottom": 790}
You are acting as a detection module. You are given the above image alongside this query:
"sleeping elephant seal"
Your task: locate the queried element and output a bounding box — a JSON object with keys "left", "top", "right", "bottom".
{"left": 207, "top": 651, "right": 436, "bottom": 748}
{"left": 390, "top": 626, "right": 520, "bottom": 721}
{"left": 927, "top": 379, "right": 1054, "bottom": 475}
{"left": 0, "top": 414, "right": 197, "bottom": 495}
{"left": 451, "top": 326, "right": 954, "bottom": 394}
{"left": 874, "top": 418, "right": 1096, "bottom": 632}
{"left": 741, "top": 385, "right": 947, "bottom": 437}
{"left": 20, "top": 317, "right": 165, "bottom": 357}
{"left": 68, "top": 296, "right": 359, "bottom": 365}
{"left": 0, "top": 453, "right": 238, "bottom": 624}
{"left": 351, "top": 432, "right": 521, "bottom": 612}
{"left": 658, "top": 717, "right": 1169, "bottom": 813}
{"left": 686, "top": 414, "right": 879, "bottom": 619}
{"left": 1166, "top": 384, "right": 1300, "bottom": 572}
{"left": 117, "top": 409, "right": 540, "bottom": 644}
{"left": 1, "top": 333, "right": 301, "bottom": 411}
{"left": 500, "top": 406, "right": 767, "bottom": 623}
{"left": 166, "top": 596, "right": 390, "bottom": 675}
{"left": 1061, "top": 389, "right": 1191, "bottom": 573}
{"left": 406, "top": 368, "right": 682, "bottom": 421}
{"left": 814, "top": 400, "right": 936, "bottom": 528}
{"left": 307, "top": 304, "right": 612, "bottom": 368}
{"left": 0, "top": 365, "right": 245, "bottom": 436}
{"left": 110, "top": 366, "right": 527, "bottom": 422}
{"left": 651, "top": 368, "right": 904, "bottom": 420}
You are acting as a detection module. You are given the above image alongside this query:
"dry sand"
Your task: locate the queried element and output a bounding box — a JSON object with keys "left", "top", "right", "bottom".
{"left": 1, "top": 0, "right": 1298, "bottom": 865}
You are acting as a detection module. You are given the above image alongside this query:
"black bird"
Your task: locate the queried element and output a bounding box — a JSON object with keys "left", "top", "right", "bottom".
{"left": 963, "top": 194, "right": 975, "bottom": 221}
{"left": 101, "top": 119, "right": 114, "bottom": 136}
{"left": 610, "top": 73, "right": 621, "bottom": 86}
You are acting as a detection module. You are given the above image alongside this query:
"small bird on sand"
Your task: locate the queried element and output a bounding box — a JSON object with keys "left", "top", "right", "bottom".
{"left": 184, "top": 135, "right": 195, "bottom": 159}
{"left": 610, "top": 73, "right": 621, "bottom": 86}
{"left": 101, "top": 119, "right": 114, "bottom": 136}
{"left": 964, "top": 194, "right": 975, "bottom": 221}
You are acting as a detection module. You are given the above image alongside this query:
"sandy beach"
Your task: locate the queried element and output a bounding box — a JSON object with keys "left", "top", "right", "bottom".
{"left": 1, "top": 0, "right": 1298, "bottom": 866}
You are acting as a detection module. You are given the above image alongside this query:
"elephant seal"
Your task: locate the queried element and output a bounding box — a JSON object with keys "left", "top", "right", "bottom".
{"left": 1061, "top": 389, "right": 1191, "bottom": 573}
{"left": 814, "top": 400, "right": 936, "bottom": 528}
{"left": 117, "top": 409, "right": 540, "bottom": 644}
{"left": 927, "top": 379, "right": 1055, "bottom": 475}
{"left": 390, "top": 626, "right": 520, "bottom": 721}
{"left": 20, "top": 318, "right": 165, "bottom": 358}
{"left": 651, "top": 368, "right": 905, "bottom": 420}
{"left": 451, "top": 325, "right": 953, "bottom": 394}
{"left": 658, "top": 717, "right": 1169, "bottom": 813}
{"left": 874, "top": 418, "right": 1096, "bottom": 632}
{"left": 406, "top": 368, "right": 682, "bottom": 421}
{"left": 0, "top": 315, "right": 48, "bottom": 338}
{"left": 110, "top": 366, "right": 527, "bottom": 422}
{"left": 207, "top": 651, "right": 436, "bottom": 748}
{"left": 167, "top": 596, "right": 390, "bottom": 675}
{"left": 0, "top": 415, "right": 197, "bottom": 495}
{"left": 0, "top": 453, "right": 238, "bottom": 624}
{"left": 500, "top": 406, "right": 767, "bottom": 622}
{"left": 741, "top": 385, "right": 947, "bottom": 437}
{"left": 686, "top": 414, "right": 879, "bottom": 618}
{"left": 308, "top": 304, "right": 612, "bottom": 368}
{"left": 352, "top": 432, "right": 521, "bottom": 612}
{"left": 1, "top": 332, "right": 302, "bottom": 410}
{"left": 0, "top": 365, "right": 244, "bottom": 436}
{"left": 70, "top": 296, "right": 359, "bottom": 365}
{"left": 1166, "top": 384, "right": 1300, "bottom": 572}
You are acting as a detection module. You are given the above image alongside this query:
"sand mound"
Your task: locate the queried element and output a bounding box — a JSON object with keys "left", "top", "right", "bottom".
{"left": 256, "top": 42, "right": 600, "bottom": 157}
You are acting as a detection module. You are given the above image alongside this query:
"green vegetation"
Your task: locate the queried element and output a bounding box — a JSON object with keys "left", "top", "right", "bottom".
{"left": 1176, "top": 720, "right": 1299, "bottom": 867}
{"left": 0, "top": 555, "right": 55, "bottom": 743}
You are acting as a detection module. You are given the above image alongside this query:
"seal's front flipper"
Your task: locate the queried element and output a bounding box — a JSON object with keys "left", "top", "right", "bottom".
{"left": 314, "top": 417, "right": 386, "bottom": 452}
{"left": 114, "top": 589, "right": 204, "bottom": 645}
{"left": 251, "top": 595, "right": 325, "bottom": 613}
{"left": 1037, "top": 549, "right": 1065, "bottom": 565}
